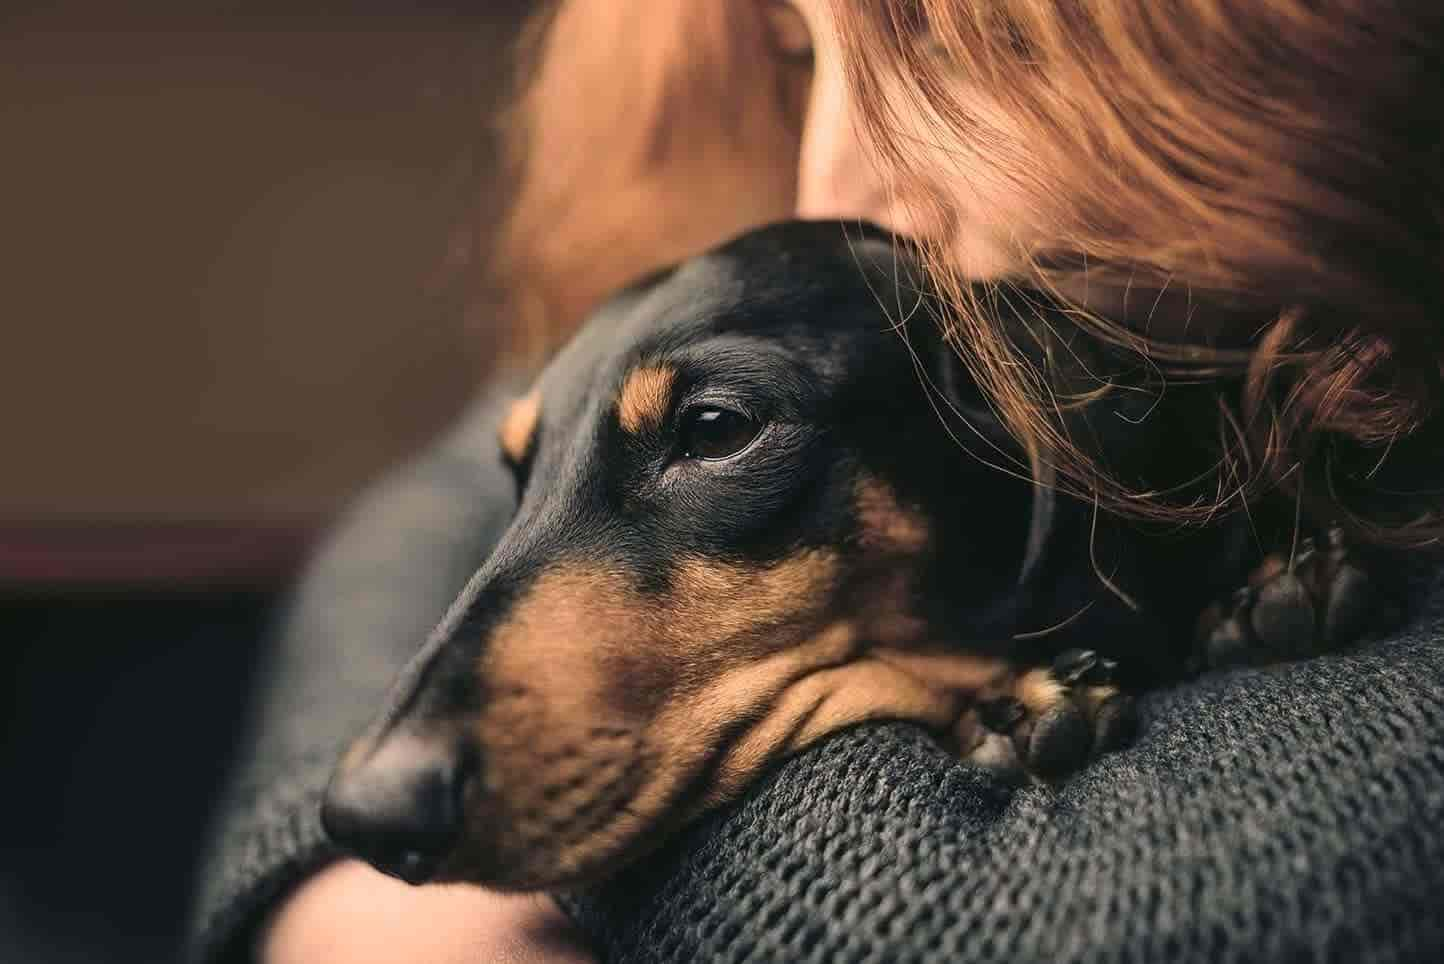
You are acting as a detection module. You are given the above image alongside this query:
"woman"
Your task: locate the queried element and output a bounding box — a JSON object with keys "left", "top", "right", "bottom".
{"left": 192, "top": 1, "right": 1444, "bottom": 961}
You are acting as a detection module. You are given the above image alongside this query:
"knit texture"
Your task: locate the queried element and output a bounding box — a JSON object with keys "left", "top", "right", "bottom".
{"left": 186, "top": 388, "right": 1444, "bottom": 963}
{"left": 563, "top": 598, "right": 1444, "bottom": 963}
{"left": 188, "top": 388, "right": 522, "bottom": 964}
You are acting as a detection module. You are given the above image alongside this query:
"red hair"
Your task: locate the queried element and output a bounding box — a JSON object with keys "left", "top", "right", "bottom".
{"left": 496, "top": 0, "right": 1444, "bottom": 546}
{"left": 492, "top": 0, "right": 805, "bottom": 357}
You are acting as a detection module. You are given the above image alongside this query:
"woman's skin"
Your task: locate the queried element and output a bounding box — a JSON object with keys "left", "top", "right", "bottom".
{"left": 784, "top": 0, "right": 1038, "bottom": 279}
{"left": 260, "top": 1, "right": 1129, "bottom": 960}
{"left": 261, "top": 861, "right": 594, "bottom": 964}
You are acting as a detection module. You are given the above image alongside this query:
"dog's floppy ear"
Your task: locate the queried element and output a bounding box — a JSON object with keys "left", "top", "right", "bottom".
{"left": 923, "top": 314, "right": 1060, "bottom": 593}
{"left": 851, "top": 232, "right": 1065, "bottom": 594}
{"left": 1016, "top": 460, "right": 1058, "bottom": 592}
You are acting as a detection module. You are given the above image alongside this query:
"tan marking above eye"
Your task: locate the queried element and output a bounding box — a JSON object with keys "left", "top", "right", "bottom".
{"left": 617, "top": 365, "right": 676, "bottom": 435}
{"left": 499, "top": 391, "right": 541, "bottom": 464}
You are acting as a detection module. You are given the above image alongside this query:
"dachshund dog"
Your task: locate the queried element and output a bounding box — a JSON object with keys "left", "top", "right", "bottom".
{"left": 322, "top": 221, "right": 1393, "bottom": 891}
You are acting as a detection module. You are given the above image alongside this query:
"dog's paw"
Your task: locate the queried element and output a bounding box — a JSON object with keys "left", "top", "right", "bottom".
{"left": 957, "top": 648, "right": 1138, "bottom": 784}
{"left": 1191, "top": 525, "right": 1402, "bottom": 673}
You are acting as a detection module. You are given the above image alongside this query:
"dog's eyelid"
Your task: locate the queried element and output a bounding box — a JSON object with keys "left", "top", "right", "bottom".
{"left": 673, "top": 383, "right": 768, "bottom": 424}
{"left": 676, "top": 399, "right": 759, "bottom": 425}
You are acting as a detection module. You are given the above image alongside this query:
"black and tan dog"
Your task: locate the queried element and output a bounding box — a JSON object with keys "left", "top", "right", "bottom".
{"left": 322, "top": 221, "right": 1392, "bottom": 891}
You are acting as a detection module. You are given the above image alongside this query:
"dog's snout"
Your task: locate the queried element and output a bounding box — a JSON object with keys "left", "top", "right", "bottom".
{"left": 321, "top": 731, "right": 475, "bottom": 885}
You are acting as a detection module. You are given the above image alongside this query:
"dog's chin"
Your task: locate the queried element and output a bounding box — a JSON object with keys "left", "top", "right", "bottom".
{"left": 432, "top": 804, "right": 676, "bottom": 892}
{"left": 429, "top": 754, "right": 707, "bottom": 891}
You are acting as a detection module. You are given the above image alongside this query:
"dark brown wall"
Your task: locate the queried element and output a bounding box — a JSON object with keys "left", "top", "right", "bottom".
{"left": 0, "top": 5, "right": 526, "bottom": 529}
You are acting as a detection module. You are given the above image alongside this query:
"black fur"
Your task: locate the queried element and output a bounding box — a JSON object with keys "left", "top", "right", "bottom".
{"left": 323, "top": 220, "right": 1391, "bottom": 887}
{"left": 491, "top": 221, "right": 1255, "bottom": 684}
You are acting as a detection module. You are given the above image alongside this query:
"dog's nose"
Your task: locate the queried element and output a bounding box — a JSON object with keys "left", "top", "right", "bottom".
{"left": 321, "top": 731, "right": 473, "bottom": 884}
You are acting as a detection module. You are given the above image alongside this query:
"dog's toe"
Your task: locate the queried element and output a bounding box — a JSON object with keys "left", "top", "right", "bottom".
{"left": 1321, "top": 550, "right": 1382, "bottom": 648}
{"left": 961, "top": 652, "right": 1136, "bottom": 784}
{"left": 1197, "top": 589, "right": 1258, "bottom": 671}
{"left": 1250, "top": 562, "right": 1320, "bottom": 658}
{"left": 1192, "top": 526, "right": 1400, "bottom": 673}
{"left": 1090, "top": 690, "right": 1139, "bottom": 753}
{"left": 1025, "top": 696, "right": 1092, "bottom": 779}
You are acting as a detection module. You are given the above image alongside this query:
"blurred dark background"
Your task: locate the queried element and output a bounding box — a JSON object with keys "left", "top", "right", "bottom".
{"left": 1, "top": 4, "right": 530, "bottom": 961}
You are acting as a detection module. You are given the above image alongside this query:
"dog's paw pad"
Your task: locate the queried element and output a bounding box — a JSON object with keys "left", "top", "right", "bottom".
{"left": 1090, "top": 691, "right": 1140, "bottom": 754}
{"left": 960, "top": 652, "right": 1136, "bottom": 784}
{"left": 1251, "top": 568, "right": 1318, "bottom": 656}
{"left": 977, "top": 695, "right": 1026, "bottom": 733}
{"left": 1025, "top": 696, "right": 1092, "bottom": 780}
{"left": 1192, "top": 526, "right": 1398, "bottom": 673}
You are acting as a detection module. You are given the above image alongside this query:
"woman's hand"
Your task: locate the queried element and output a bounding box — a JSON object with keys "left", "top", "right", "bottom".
{"left": 262, "top": 859, "right": 596, "bottom": 964}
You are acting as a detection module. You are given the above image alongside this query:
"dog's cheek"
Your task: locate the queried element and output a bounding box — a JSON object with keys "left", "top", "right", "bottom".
{"left": 438, "top": 567, "right": 653, "bottom": 886}
{"left": 854, "top": 476, "right": 930, "bottom": 555}
{"left": 454, "top": 550, "right": 853, "bottom": 886}
{"left": 663, "top": 479, "right": 940, "bottom": 806}
{"left": 480, "top": 567, "right": 634, "bottom": 699}
{"left": 596, "top": 634, "right": 685, "bottom": 720}
{"left": 665, "top": 551, "right": 841, "bottom": 663}
{"left": 850, "top": 476, "right": 934, "bottom": 645}
{"left": 457, "top": 692, "right": 648, "bottom": 888}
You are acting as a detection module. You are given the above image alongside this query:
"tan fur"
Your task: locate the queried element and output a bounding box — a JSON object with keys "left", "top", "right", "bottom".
{"left": 870, "top": 648, "right": 1009, "bottom": 694}
{"left": 1074, "top": 683, "right": 1121, "bottom": 717}
{"left": 1248, "top": 553, "right": 1287, "bottom": 589}
{"left": 1014, "top": 668, "right": 1066, "bottom": 714}
{"left": 456, "top": 549, "right": 851, "bottom": 884}
{"left": 696, "top": 642, "right": 970, "bottom": 808}
{"left": 855, "top": 477, "right": 930, "bottom": 554}
{"left": 442, "top": 500, "right": 1033, "bottom": 888}
{"left": 960, "top": 723, "right": 1022, "bottom": 772}
{"left": 617, "top": 365, "right": 676, "bottom": 435}
{"left": 430, "top": 478, "right": 1016, "bottom": 887}
{"left": 498, "top": 390, "right": 541, "bottom": 464}
{"left": 851, "top": 476, "right": 935, "bottom": 646}
{"left": 668, "top": 551, "right": 839, "bottom": 664}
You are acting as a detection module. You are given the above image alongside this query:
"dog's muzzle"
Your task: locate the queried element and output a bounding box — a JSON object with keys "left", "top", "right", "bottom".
{"left": 321, "top": 729, "right": 477, "bottom": 884}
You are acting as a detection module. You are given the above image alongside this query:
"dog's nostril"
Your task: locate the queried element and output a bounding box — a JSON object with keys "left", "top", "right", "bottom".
{"left": 321, "top": 732, "right": 476, "bottom": 885}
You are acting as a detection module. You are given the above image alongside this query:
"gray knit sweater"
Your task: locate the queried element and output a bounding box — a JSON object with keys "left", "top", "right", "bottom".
{"left": 188, "top": 390, "right": 1444, "bottom": 964}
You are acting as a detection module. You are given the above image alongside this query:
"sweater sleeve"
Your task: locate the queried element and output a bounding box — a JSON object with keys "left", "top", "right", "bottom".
{"left": 188, "top": 378, "right": 1444, "bottom": 963}
{"left": 186, "top": 388, "right": 520, "bottom": 964}
{"left": 562, "top": 573, "right": 1444, "bottom": 964}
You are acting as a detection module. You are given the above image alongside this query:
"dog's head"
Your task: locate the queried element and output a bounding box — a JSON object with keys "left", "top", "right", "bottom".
{"left": 321, "top": 221, "right": 1042, "bottom": 890}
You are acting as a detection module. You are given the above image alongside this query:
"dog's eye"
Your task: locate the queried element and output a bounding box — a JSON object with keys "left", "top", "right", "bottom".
{"left": 679, "top": 407, "right": 762, "bottom": 461}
